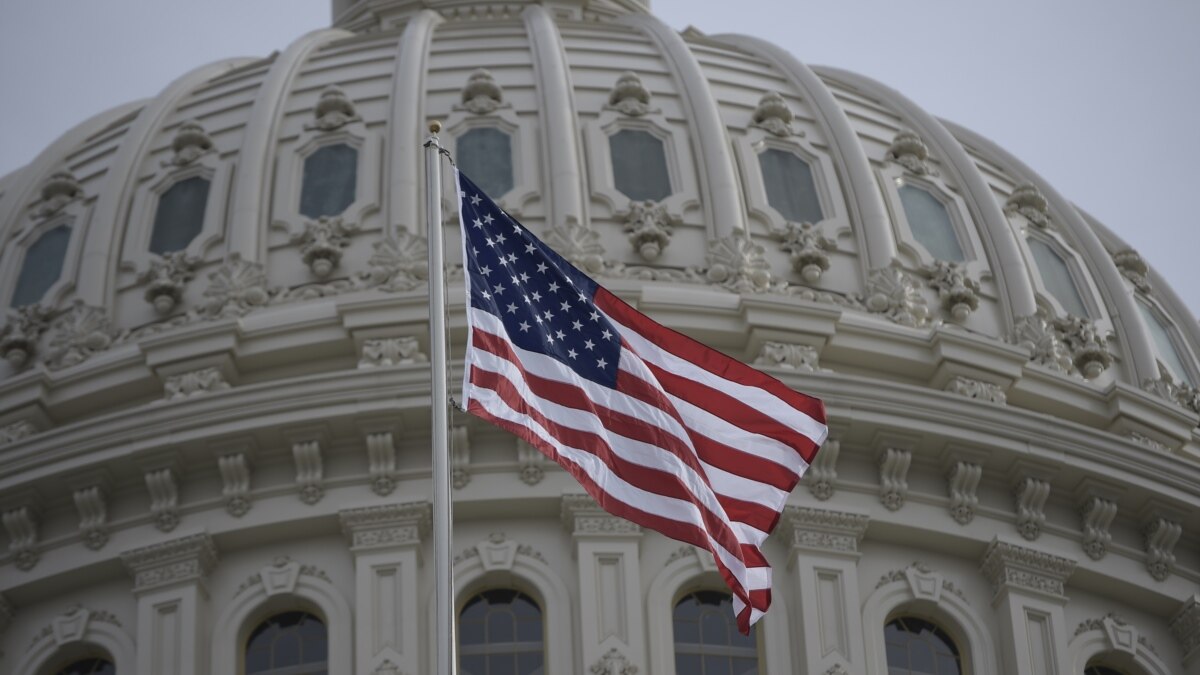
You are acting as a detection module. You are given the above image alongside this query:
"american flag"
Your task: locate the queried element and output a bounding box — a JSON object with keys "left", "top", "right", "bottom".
{"left": 455, "top": 169, "right": 828, "bottom": 632}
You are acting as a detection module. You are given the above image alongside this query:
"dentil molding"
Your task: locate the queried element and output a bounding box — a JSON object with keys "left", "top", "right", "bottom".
{"left": 979, "top": 538, "right": 1076, "bottom": 601}
{"left": 339, "top": 501, "right": 431, "bottom": 552}
{"left": 120, "top": 532, "right": 218, "bottom": 593}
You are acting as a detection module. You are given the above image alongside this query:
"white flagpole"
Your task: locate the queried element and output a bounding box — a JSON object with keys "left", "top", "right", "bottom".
{"left": 424, "top": 121, "right": 457, "bottom": 675}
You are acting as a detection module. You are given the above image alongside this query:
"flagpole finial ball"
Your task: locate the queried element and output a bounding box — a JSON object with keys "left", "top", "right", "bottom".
{"left": 429, "top": 121, "right": 442, "bottom": 133}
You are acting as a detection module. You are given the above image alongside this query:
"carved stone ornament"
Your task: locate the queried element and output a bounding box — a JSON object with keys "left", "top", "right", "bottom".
{"left": 371, "top": 659, "right": 410, "bottom": 675}
{"left": 459, "top": 68, "right": 504, "bottom": 115}
{"left": 44, "top": 300, "right": 118, "bottom": 371}
{"left": 165, "top": 120, "right": 214, "bottom": 166}
{"left": 3, "top": 506, "right": 39, "bottom": 570}
{"left": 339, "top": 502, "right": 430, "bottom": 552}
{"left": 706, "top": 233, "right": 773, "bottom": 293}
{"left": 823, "top": 665, "right": 850, "bottom": 675}
{"left": 623, "top": 200, "right": 674, "bottom": 261}
{"left": 920, "top": 261, "right": 980, "bottom": 322}
{"left": 366, "top": 432, "right": 398, "bottom": 496}
{"left": 516, "top": 439, "right": 546, "bottom": 486}
{"left": 607, "top": 71, "right": 653, "bottom": 117}
{"left": 358, "top": 336, "right": 428, "bottom": 368}
{"left": 73, "top": 486, "right": 109, "bottom": 550}
{"left": 0, "top": 419, "right": 38, "bottom": 446}
{"left": 1004, "top": 182, "right": 1051, "bottom": 228}
{"left": 1080, "top": 496, "right": 1117, "bottom": 561}
{"left": 1128, "top": 431, "right": 1169, "bottom": 452}
{"left": 1054, "top": 314, "right": 1113, "bottom": 379}
{"left": 361, "top": 230, "right": 429, "bottom": 291}
{"left": 861, "top": 267, "right": 932, "bottom": 328}
{"left": 120, "top": 532, "right": 218, "bottom": 592}
{"left": 1, "top": 305, "right": 51, "bottom": 370}
{"left": 1170, "top": 596, "right": 1200, "bottom": 660}
{"left": 308, "top": 85, "right": 360, "bottom": 131}
{"left": 1143, "top": 516, "right": 1182, "bottom": 581}
{"left": 665, "top": 545, "right": 717, "bottom": 572}
{"left": 144, "top": 467, "right": 180, "bottom": 532}
{"left": 1013, "top": 477, "right": 1050, "bottom": 541}
{"left": 806, "top": 439, "right": 839, "bottom": 500}
{"left": 236, "top": 556, "right": 332, "bottom": 598}
{"left": 1011, "top": 310, "right": 1111, "bottom": 379}
{"left": 590, "top": 647, "right": 638, "bottom": 675}
{"left": 562, "top": 493, "right": 642, "bottom": 537}
{"left": 1011, "top": 311, "right": 1073, "bottom": 374}
{"left": 783, "top": 505, "right": 869, "bottom": 554}
{"left": 34, "top": 169, "right": 83, "bottom": 218}
{"left": 292, "top": 441, "right": 324, "bottom": 505}
{"left": 455, "top": 531, "right": 547, "bottom": 569}
{"left": 139, "top": 251, "right": 199, "bottom": 315}
{"left": 163, "top": 366, "right": 230, "bottom": 401}
{"left": 874, "top": 561, "right": 969, "bottom": 604}
{"left": 293, "top": 215, "right": 359, "bottom": 279}
{"left": 944, "top": 377, "right": 1006, "bottom": 405}
{"left": 947, "top": 461, "right": 982, "bottom": 525}
{"left": 879, "top": 448, "right": 911, "bottom": 511}
{"left": 201, "top": 253, "right": 276, "bottom": 319}
{"left": 885, "top": 131, "right": 936, "bottom": 176}
{"left": 777, "top": 221, "right": 835, "bottom": 284}
{"left": 979, "top": 539, "right": 1075, "bottom": 600}
{"left": 1142, "top": 374, "right": 1200, "bottom": 416}
{"left": 218, "top": 453, "right": 252, "bottom": 517}
{"left": 451, "top": 426, "right": 471, "bottom": 490}
{"left": 754, "top": 341, "right": 820, "bottom": 372}
{"left": 751, "top": 91, "right": 799, "bottom": 137}
{"left": 544, "top": 221, "right": 609, "bottom": 275}
{"left": 1112, "top": 248, "right": 1151, "bottom": 292}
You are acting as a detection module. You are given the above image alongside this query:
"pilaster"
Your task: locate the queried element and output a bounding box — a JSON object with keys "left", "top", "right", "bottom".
{"left": 1171, "top": 595, "right": 1200, "bottom": 675}
{"left": 339, "top": 501, "right": 431, "bottom": 675}
{"left": 783, "top": 505, "right": 869, "bottom": 675}
{"left": 120, "top": 532, "right": 217, "bottom": 675}
{"left": 979, "top": 538, "right": 1076, "bottom": 675}
{"left": 561, "top": 494, "right": 645, "bottom": 675}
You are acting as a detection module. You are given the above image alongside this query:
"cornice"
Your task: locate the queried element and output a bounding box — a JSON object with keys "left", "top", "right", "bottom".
{"left": 782, "top": 505, "right": 869, "bottom": 557}
{"left": 120, "top": 531, "right": 218, "bottom": 593}
{"left": 339, "top": 501, "right": 431, "bottom": 551}
{"left": 979, "top": 538, "right": 1076, "bottom": 602}
{"left": 560, "top": 493, "right": 641, "bottom": 537}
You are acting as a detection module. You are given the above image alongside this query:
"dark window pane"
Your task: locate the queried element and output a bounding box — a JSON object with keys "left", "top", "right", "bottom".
{"left": 898, "top": 184, "right": 965, "bottom": 262}
{"left": 461, "top": 654, "right": 486, "bottom": 675}
{"left": 458, "top": 590, "right": 543, "bottom": 675}
{"left": 673, "top": 592, "right": 758, "bottom": 674}
{"left": 759, "top": 148, "right": 823, "bottom": 224}
{"left": 675, "top": 653, "right": 702, "bottom": 674}
{"left": 884, "top": 617, "right": 961, "bottom": 675}
{"left": 300, "top": 143, "right": 358, "bottom": 219}
{"left": 11, "top": 224, "right": 70, "bottom": 306}
{"left": 1027, "top": 237, "right": 1089, "bottom": 317}
{"left": 1137, "top": 299, "right": 1197, "bottom": 386}
{"left": 458, "top": 128, "right": 514, "bottom": 199}
{"left": 55, "top": 659, "right": 115, "bottom": 675}
{"left": 609, "top": 129, "right": 671, "bottom": 202}
{"left": 150, "top": 176, "right": 210, "bottom": 254}
{"left": 245, "top": 611, "right": 328, "bottom": 674}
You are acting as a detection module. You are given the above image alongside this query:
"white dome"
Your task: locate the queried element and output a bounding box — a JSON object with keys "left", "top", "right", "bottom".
{"left": 0, "top": 2, "right": 1197, "bottom": 674}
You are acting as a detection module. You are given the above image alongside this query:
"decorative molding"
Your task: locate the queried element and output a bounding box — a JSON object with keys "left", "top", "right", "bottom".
{"left": 544, "top": 220, "right": 608, "bottom": 275}
{"left": 0, "top": 419, "right": 38, "bottom": 446}
{"left": 754, "top": 341, "right": 820, "bottom": 372}
{"left": 705, "top": 233, "right": 773, "bottom": 293}
{"left": 823, "top": 665, "right": 849, "bottom": 675}
{"left": 450, "top": 425, "right": 471, "bottom": 489}
{"left": 1170, "top": 596, "right": 1200, "bottom": 660}
{"left": 370, "top": 659, "right": 411, "bottom": 675}
{"left": 921, "top": 261, "right": 980, "bottom": 322}
{"left": 1143, "top": 516, "right": 1182, "bottom": 582}
{"left": 1054, "top": 314, "right": 1113, "bottom": 379}
{"left": 2, "top": 505, "right": 39, "bottom": 570}
{"left": 162, "top": 366, "right": 231, "bottom": 401}
{"left": 879, "top": 448, "right": 911, "bottom": 511}
{"left": 1142, "top": 375, "right": 1200, "bottom": 416}
{"left": 782, "top": 505, "right": 869, "bottom": 554}
{"left": 1013, "top": 477, "right": 1050, "bottom": 541}
{"left": 1004, "top": 182, "right": 1051, "bottom": 228}
{"left": 861, "top": 268, "right": 932, "bottom": 328}
{"left": 144, "top": 467, "right": 180, "bottom": 532}
{"left": 358, "top": 336, "right": 427, "bottom": 368}
{"left": 365, "top": 431, "right": 398, "bottom": 496}
{"left": 1112, "top": 249, "right": 1151, "bottom": 292}
{"left": 806, "top": 439, "right": 839, "bottom": 500}
{"left": 664, "top": 545, "right": 717, "bottom": 573}
{"left": 73, "top": 485, "right": 109, "bottom": 550}
{"left": 777, "top": 221, "right": 834, "bottom": 284}
{"left": 293, "top": 215, "right": 359, "bottom": 279}
{"left": 34, "top": 169, "right": 84, "bottom": 218}
{"left": 202, "top": 253, "right": 276, "bottom": 319}
{"left": 307, "top": 84, "right": 360, "bottom": 132}
{"left": 361, "top": 230, "right": 429, "bottom": 292}
{"left": 944, "top": 377, "right": 1006, "bottom": 405}
{"left": 29, "top": 605, "right": 122, "bottom": 652}
{"left": 979, "top": 539, "right": 1075, "bottom": 600}
{"left": 946, "top": 461, "right": 982, "bottom": 525}
{"left": 1073, "top": 613, "right": 1157, "bottom": 657}
{"left": 292, "top": 440, "right": 324, "bottom": 504}
{"left": 623, "top": 200, "right": 675, "bottom": 261}
{"left": 1, "top": 305, "right": 51, "bottom": 370}
{"left": 458, "top": 68, "right": 506, "bottom": 115}
{"left": 339, "top": 502, "right": 430, "bottom": 552}
{"left": 885, "top": 131, "right": 936, "bottom": 176}
{"left": 43, "top": 300, "right": 118, "bottom": 371}
{"left": 874, "top": 561, "right": 968, "bottom": 604}
{"left": 606, "top": 71, "right": 655, "bottom": 117}
{"left": 590, "top": 646, "right": 638, "bottom": 675}
{"left": 516, "top": 439, "right": 546, "bottom": 486}
{"left": 236, "top": 556, "right": 332, "bottom": 598}
{"left": 1079, "top": 496, "right": 1117, "bottom": 560}
{"left": 1011, "top": 311, "right": 1074, "bottom": 374}
{"left": 1128, "top": 431, "right": 1169, "bottom": 452}
{"left": 139, "top": 251, "right": 199, "bottom": 315}
{"left": 218, "top": 453, "right": 252, "bottom": 517}
{"left": 164, "top": 120, "right": 215, "bottom": 167}
{"left": 454, "top": 532, "right": 547, "bottom": 569}
{"left": 562, "top": 494, "right": 641, "bottom": 537}
{"left": 750, "top": 90, "right": 800, "bottom": 137}
{"left": 1011, "top": 310, "right": 1112, "bottom": 379}
{"left": 120, "top": 532, "right": 218, "bottom": 592}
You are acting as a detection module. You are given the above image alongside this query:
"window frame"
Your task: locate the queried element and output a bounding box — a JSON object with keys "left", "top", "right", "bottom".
{"left": 670, "top": 588, "right": 762, "bottom": 675}
{"left": 447, "top": 117, "right": 524, "bottom": 204}
{"left": 242, "top": 609, "right": 330, "bottom": 675}
{"left": 584, "top": 109, "right": 694, "bottom": 218}
{"left": 3, "top": 212, "right": 81, "bottom": 309}
{"left": 442, "top": 104, "right": 537, "bottom": 222}
{"left": 738, "top": 133, "right": 838, "bottom": 234}
{"left": 879, "top": 166, "right": 982, "bottom": 270}
{"left": 1020, "top": 227, "right": 1104, "bottom": 321}
{"left": 1134, "top": 294, "right": 1200, "bottom": 387}
{"left": 457, "top": 588, "right": 546, "bottom": 675}
{"left": 883, "top": 614, "right": 966, "bottom": 675}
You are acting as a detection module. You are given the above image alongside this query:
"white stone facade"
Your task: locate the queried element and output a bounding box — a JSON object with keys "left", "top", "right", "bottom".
{"left": 0, "top": 1, "right": 1197, "bottom": 673}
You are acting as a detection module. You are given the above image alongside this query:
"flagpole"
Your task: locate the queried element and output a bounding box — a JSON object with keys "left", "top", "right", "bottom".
{"left": 424, "top": 121, "right": 457, "bottom": 675}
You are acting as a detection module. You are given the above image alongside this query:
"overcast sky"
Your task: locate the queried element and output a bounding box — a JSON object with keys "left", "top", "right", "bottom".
{"left": 1, "top": 0, "right": 1196, "bottom": 319}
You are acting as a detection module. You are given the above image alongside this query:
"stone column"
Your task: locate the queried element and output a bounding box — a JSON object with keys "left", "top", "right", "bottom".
{"left": 120, "top": 532, "right": 217, "bottom": 675}
{"left": 339, "top": 502, "right": 430, "bottom": 675}
{"left": 1171, "top": 595, "right": 1200, "bottom": 675}
{"left": 979, "top": 538, "right": 1077, "bottom": 675}
{"left": 782, "top": 505, "right": 870, "bottom": 675}
{"left": 561, "top": 494, "right": 645, "bottom": 675}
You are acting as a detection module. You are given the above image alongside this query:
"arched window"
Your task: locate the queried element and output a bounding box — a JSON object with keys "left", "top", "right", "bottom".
{"left": 300, "top": 143, "right": 358, "bottom": 219}
{"left": 884, "top": 616, "right": 962, "bottom": 675}
{"left": 459, "top": 589, "right": 544, "bottom": 675}
{"left": 897, "top": 184, "right": 965, "bottom": 262}
{"left": 458, "top": 128, "right": 514, "bottom": 199}
{"left": 150, "top": 176, "right": 210, "bottom": 254}
{"left": 1026, "top": 236, "right": 1089, "bottom": 317}
{"left": 759, "top": 148, "right": 823, "bottom": 224}
{"left": 53, "top": 658, "right": 115, "bottom": 675}
{"left": 609, "top": 129, "right": 671, "bottom": 202}
{"left": 673, "top": 591, "right": 758, "bottom": 675}
{"left": 11, "top": 224, "right": 71, "bottom": 306}
{"left": 244, "top": 611, "right": 328, "bottom": 675}
{"left": 1136, "top": 299, "right": 1197, "bottom": 386}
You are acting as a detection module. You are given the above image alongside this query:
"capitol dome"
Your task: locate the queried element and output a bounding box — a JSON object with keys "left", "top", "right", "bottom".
{"left": 1, "top": 1, "right": 1198, "bottom": 674}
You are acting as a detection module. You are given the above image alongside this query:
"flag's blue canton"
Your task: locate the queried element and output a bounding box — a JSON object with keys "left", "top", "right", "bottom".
{"left": 459, "top": 172, "right": 621, "bottom": 388}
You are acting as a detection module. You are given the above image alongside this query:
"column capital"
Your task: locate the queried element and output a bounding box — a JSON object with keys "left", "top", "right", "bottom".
{"left": 120, "top": 532, "right": 217, "bottom": 593}
{"left": 782, "top": 505, "right": 869, "bottom": 557}
{"left": 1171, "top": 594, "right": 1200, "bottom": 664}
{"left": 979, "top": 538, "right": 1075, "bottom": 602}
{"left": 561, "top": 493, "right": 641, "bottom": 538}
{"left": 338, "top": 501, "right": 430, "bottom": 552}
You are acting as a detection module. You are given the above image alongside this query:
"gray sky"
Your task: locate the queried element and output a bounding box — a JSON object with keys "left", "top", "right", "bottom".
{"left": 2, "top": 0, "right": 1197, "bottom": 319}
